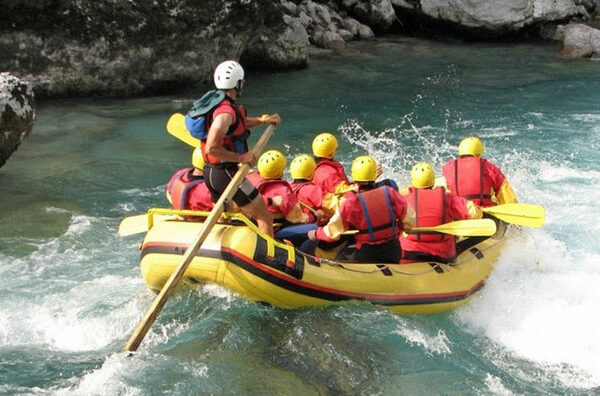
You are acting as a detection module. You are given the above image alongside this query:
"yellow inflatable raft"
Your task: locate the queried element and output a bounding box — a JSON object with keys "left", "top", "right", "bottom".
{"left": 138, "top": 209, "right": 507, "bottom": 315}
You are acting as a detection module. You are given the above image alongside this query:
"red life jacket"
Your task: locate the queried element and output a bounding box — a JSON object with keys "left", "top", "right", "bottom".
{"left": 247, "top": 173, "right": 294, "bottom": 217}
{"left": 201, "top": 98, "right": 249, "bottom": 165}
{"left": 167, "top": 168, "right": 206, "bottom": 210}
{"left": 290, "top": 181, "right": 308, "bottom": 194}
{"left": 246, "top": 171, "right": 263, "bottom": 187}
{"left": 314, "top": 159, "right": 350, "bottom": 191}
{"left": 444, "top": 156, "right": 494, "bottom": 206}
{"left": 404, "top": 187, "right": 447, "bottom": 242}
{"left": 354, "top": 186, "right": 399, "bottom": 245}
{"left": 291, "top": 181, "right": 321, "bottom": 222}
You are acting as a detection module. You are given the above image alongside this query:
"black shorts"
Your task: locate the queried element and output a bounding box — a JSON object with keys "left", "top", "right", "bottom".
{"left": 205, "top": 163, "right": 259, "bottom": 207}
{"left": 356, "top": 238, "right": 402, "bottom": 264}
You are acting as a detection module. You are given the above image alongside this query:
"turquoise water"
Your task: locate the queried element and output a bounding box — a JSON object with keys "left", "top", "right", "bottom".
{"left": 1, "top": 36, "right": 600, "bottom": 395}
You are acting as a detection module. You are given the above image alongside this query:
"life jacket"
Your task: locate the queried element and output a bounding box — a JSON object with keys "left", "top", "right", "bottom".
{"left": 444, "top": 156, "right": 494, "bottom": 206}
{"left": 404, "top": 187, "right": 447, "bottom": 242}
{"left": 291, "top": 180, "right": 319, "bottom": 222}
{"left": 314, "top": 159, "right": 350, "bottom": 190}
{"left": 248, "top": 173, "right": 294, "bottom": 218}
{"left": 290, "top": 180, "right": 309, "bottom": 194}
{"left": 167, "top": 168, "right": 206, "bottom": 210}
{"left": 185, "top": 92, "right": 250, "bottom": 165}
{"left": 246, "top": 171, "right": 264, "bottom": 187}
{"left": 354, "top": 186, "right": 399, "bottom": 245}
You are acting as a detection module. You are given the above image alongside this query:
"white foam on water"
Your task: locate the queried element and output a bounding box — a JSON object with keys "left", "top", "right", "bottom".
{"left": 0, "top": 210, "right": 147, "bottom": 353}
{"left": 64, "top": 214, "right": 93, "bottom": 236}
{"left": 54, "top": 352, "right": 209, "bottom": 396}
{"left": 572, "top": 113, "right": 600, "bottom": 122}
{"left": 482, "top": 374, "right": 516, "bottom": 396}
{"left": 454, "top": 152, "right": 600, "bottom": 389}
{"left": 0, "top": 275, "right": 143, "bottom": 352}
{"left": 198, "top": 283, "right": 237, "bottom": 304}
{"left": 114, "top": 202, "right": 136, "bottom": 212}
{"left": 54, "top": 354, "right": 144, "bottom": 396}
{"left": 393, "top": 323, "right": 452, "bottom": 355}
{"left": 118, "top": 185, "right": 164, "bottom": 198}
{"left": 456, "top": 230, "right": 600, "bottom": 389}
{"left": 44, "top": 206, "right": 71, "bottom": 214}
{"left": 478, "top": 126, "right": 520, "bottom": 138}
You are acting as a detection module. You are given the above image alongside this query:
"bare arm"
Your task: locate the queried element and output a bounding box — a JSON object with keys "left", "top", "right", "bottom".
{"left": 246, "top": 113, "right": 282, "bottom": 129}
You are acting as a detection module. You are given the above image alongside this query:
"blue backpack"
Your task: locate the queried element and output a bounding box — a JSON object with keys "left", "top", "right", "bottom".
{"left": 184, "top": 90, "right": 227, "bottom": 140}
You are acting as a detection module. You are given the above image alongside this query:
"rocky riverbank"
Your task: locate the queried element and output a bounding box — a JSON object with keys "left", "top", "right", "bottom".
{"left": 1, "top": 0, "right": 599, "bottom": 100}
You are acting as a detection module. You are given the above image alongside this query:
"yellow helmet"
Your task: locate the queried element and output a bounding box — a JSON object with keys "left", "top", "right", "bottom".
{"left": 290, "top": 154, "right": 316, "bottom": 180}
{"left": 312, "top": 132, "right": 338, "bottom": 159}
{"left": 258, "top": 150, "right": 286, "bottom": 179}
{"left": 351, "top": 155, "right": 377, "bottom": 182}
{"left": 192, "top": 147, "right": 205, "bottom": 170}
{"left": 411, "top": 162, "right": 435, "bottom": 188}
{"left": 458, "top": 137, "right": 484, "bottom": 157}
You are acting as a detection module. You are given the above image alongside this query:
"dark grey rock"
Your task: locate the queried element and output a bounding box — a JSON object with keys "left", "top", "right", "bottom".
{"left": 358, "top": 23, "right": 376, "bottom": 39}
{"left": 0, "top": 73, "right": 35, "bottom": 169}
{"left": 0, "top": 0, "right": 305, "bottom": 98}
{"left": 244, "top": 16, "right": 310, "bottom": 69}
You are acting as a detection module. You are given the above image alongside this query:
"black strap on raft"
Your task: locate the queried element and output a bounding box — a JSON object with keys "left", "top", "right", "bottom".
{"left": 403, "top": 250, "right": 454, "bottom": 264}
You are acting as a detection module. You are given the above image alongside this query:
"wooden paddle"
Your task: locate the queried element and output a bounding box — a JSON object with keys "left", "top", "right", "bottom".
{"left": 342, "top": 218, "right": 497, "bottom": 237}
{"left": 122, "top": 123, "right": 276, "bottom": 352}
{"left": 166, "top": 113, "right": 200, "bottom": 147}
{"left": 482, "top": 203, "right": 545, "bottom": 228}
{"left": 297, "top": 200, "right": 317, "bottom": 215}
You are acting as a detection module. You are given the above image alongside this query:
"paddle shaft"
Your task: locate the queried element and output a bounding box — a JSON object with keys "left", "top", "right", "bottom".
{"left": 123, "top": 124, "right": 276, "bottom": 352}
{"left": 341, "top": 219, "right": 496, "bottom": 237}
{"left": 298, "top": 200, "right": 317, "bottom": 215}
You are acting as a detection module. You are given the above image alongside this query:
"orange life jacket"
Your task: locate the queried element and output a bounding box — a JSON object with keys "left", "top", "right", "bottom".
{"left": 167, "top": 168, "right": 206, "bottom": 210}
{"left": 201, "top": 98, "right": 249, "bottom": 165}
{"left": 444, "top": 156, "right": 494, "bottom": 206}
{"left": 404, "top": 187, "right": 447, "bottom": 242}
{"left": 354, "top": 186, "right": 399, "bottom": 245}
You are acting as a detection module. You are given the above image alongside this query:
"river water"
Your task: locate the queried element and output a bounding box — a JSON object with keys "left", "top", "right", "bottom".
{"left": 1, "top": 36, "right": 599, "bottom": 395}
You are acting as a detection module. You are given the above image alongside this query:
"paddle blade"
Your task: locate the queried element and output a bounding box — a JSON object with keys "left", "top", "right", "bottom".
{"left": 166, "top": 113, "right": 201, "bottom": 147}
{"left": 118, "top": 214, "right": 176, "bottom": 236}
{"left": 483, "top": 203, "right": 545, "bottom": 228}
{"left": 411, "top": 218, "right": 497, "bottom": 237}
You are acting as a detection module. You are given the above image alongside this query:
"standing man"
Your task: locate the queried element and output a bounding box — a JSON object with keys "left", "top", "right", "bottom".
{"left": 400, "top": 162, "right": 482, "bottom": 263}
{"left": 307, "top": 156, "right": 414, "bottom": 264}
{"left": 201, "top": 60, "right": 281, "bottom": 237}
{"left": 442, "top": 137, "right": 517, "bottom": 207}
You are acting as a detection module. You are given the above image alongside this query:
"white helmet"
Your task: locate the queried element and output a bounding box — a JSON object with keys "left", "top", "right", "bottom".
{"left": 214, "top": 60, "right": 245, "bottom": 90}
